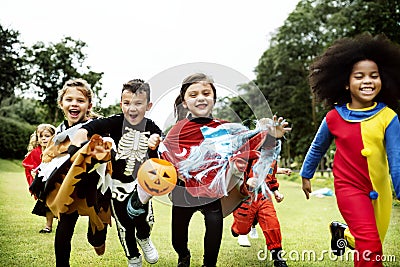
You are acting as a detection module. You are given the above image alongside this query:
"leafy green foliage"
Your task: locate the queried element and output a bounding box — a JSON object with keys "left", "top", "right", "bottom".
{"left": 0, "top": 25, "right": 30, "bottom": 103}
{"left": 26, "top": 36, "right": 105, "bottom": 124}
{"left": 218, "top": 0, "right": 400, "bottom": 165}
{"left": 98, "top": 103, "right": 121, "bottom": 117}
{"left": 0, "top": 117, "right": 36, "bottom": 159}
{"left": 0, "top": 97, "right": 51, "bottom": 125}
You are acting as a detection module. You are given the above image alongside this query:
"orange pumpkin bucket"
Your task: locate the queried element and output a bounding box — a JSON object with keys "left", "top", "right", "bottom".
{"left": 138, "top": 158, "right": 177, "bottom": 196}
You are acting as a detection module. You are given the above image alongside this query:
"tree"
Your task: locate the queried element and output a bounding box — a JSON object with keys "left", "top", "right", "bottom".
{"left": 26, "top": 36, "right": 104, "bottom": 124}
{"left": 267, "top": 0, "right": 400, "bottom": 163}
{"left": 0, "top": 97, "right": 48, "bottom": 125}
{"left": 224, "top": 0, "right": 400, "bottom": 164}
{"left": 0, "top": 24, "right": 30, "bottom": 103}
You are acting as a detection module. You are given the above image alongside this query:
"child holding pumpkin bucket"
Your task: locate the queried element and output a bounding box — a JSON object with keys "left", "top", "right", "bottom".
{"left": 159, "top": 73, "right": 291, "bottom": 267}
{"left": 72, "top": 79, "right": 162, "bottom": 267}
{"left": 300, "top": 34, "right": 400, "bottom": 267}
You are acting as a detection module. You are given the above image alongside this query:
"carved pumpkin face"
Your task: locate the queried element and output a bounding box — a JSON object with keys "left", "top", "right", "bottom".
{"left": 138, "top": 158, "right": 177, "bottom": 196}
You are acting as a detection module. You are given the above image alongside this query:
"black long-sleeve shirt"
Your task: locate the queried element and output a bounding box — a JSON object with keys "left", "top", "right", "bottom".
{"left": 81, "top": 114, "right": 162, "bottom": 183}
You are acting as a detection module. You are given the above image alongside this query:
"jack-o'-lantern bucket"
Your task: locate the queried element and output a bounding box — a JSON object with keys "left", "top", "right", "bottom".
{"left": 138, "top": 158, "right": 177, "bottom": 196}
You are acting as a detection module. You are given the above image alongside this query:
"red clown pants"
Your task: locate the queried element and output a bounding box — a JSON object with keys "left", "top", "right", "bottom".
{"left": 231, "top": 193, "right": 282, "bottom": 250}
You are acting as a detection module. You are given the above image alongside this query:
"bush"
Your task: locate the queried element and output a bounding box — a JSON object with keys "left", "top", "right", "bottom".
{"left": 0, "top": 117, "right": 36, "bottom": 159}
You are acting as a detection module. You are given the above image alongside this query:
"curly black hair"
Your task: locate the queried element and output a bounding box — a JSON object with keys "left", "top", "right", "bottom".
{"left": 309, "top": 33, "right": 400, "bottom": 110}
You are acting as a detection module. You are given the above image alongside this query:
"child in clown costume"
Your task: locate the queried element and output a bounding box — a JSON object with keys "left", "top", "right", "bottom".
{"left": 300, "top": 33, "right": 400, "bottom": 267}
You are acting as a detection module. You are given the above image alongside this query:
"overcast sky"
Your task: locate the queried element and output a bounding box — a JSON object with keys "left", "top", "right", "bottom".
{"left": 1, "top": 0, "right": 299, "bottom": 128}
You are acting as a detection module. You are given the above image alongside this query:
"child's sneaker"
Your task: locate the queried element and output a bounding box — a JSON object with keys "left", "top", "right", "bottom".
{"left": 128, "top": 255, "right": 142, "bottom": 267}
{"left": 136, "top": 237, "right": 159, "bottom": 264}
{"left": 238, "top": 235, "right": 251, "bottom": 247}
{"left": 249, "top": 226, "right": 258, "bottom": 239}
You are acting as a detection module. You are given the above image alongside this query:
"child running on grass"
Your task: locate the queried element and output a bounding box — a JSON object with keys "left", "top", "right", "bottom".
{"left": 300, "top": 33, "right": 400, "bottom": 267}
{"left": 232, "top": 162, "right": 290, "bottom": 267}
{"left": 72, "top": 79, "right": 162, "bottom": 267}
{"left": 160, "top": 73, "right": 290, "bottom": 267}
{"left": 30, "top": 78, "right": 109, "bottom": 267}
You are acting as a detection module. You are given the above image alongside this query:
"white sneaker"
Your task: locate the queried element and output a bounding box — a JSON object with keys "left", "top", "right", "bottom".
{"left": 128, "top": 255, "right": 142, "bottom": 267}
{"left": 238, "top": 235, "right": 251, "bottom": 247}
{"left": 249, "top": 226, "right": 258, "bottom": 239}
{"left": 136, "top": 237, "right": 159, "bottom": 264}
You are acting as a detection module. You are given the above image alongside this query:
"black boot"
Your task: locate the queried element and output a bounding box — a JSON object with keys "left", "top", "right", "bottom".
{"left": 271, "top": 248, "right": 288, "bottom": 267}
{"left": 329, "top": 221, "right": 348, "bottom": 256}
{"left": 231, "top": 228, "right": 239, "bottom": 237}
{"left": 177, "top": 253, "right": 190, "bottom": 267}
{"left": 273, "top": 260, "right": 288, "bottom": 267}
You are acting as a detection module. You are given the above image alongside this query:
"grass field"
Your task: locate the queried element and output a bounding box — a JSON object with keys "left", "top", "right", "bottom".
{"left": 0, "top": 159, "right": 399, "bottom": 266}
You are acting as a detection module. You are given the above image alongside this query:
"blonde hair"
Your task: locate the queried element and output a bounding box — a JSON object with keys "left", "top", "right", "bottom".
{"left": 57, "top": 78, "right": 100, "bottom": 119}
{"left": 27, "top": 123, "right": 56, "bottom": 152}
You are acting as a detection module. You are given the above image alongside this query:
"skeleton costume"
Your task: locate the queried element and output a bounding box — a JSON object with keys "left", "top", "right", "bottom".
{"left": 81, "top": 113, "right": 161, "bottom": 260}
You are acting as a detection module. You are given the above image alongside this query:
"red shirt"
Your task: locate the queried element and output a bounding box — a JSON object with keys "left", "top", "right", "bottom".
{"left": 22, "top": 146, "right": 42, "bottom": 186}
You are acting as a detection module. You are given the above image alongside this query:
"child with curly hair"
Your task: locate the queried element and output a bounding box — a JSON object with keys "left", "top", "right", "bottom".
{"left": 300, "top": 33, "right": 400, "bottom": 267}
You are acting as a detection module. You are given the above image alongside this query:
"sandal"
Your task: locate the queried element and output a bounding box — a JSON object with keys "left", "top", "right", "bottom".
{"left": 39, "top": 227, "right": 52, "bottom": 233}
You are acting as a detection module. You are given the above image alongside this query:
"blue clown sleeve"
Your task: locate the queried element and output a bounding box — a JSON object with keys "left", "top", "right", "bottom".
{"left": 300, "top": 118, "right": 333, "bottom": 179}
{"left": 385, "top": 115, "right": 400, "bottom": 199}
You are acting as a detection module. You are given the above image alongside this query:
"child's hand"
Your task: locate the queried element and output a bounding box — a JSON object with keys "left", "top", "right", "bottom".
{"left": 302, "top": 178, "right": 312, "bottom": 199}
{"left": 267, "top": 115, "right": 291, "bottom": 138}
{"left": 277, "top": 167, "right": 292, "bottom": 175}
{"left": 246, "top": 177, "right": 258, "bottom": 189}
{"left": 148, "top": 134, "right": 162, "bottom": 150}
{"left": 274, "top": 190, "right": 284, "bottom": 203}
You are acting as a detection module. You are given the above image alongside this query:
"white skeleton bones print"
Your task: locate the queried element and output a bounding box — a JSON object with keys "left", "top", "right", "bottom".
{"left": 116, "top": 127, "right": 149, "bottom": 176}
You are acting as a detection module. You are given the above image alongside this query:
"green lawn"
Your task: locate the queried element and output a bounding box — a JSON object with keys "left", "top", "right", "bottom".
{"left": 0, "top": 159, "right": 399, "bottom": 266}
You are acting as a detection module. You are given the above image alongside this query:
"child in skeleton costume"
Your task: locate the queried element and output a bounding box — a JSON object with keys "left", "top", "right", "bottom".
{"left": 29, "top": 79, "right": 111, "bottom": 267}
{"left": 159, "top": 73, "right": 290, "bottom": 267}
{"left": 72, "top": 79, "right": 162, "bottom": 267}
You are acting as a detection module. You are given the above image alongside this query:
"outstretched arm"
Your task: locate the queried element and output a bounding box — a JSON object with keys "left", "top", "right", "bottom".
{"left": 277, "top": 167, "right": 292, "bottom": 175}
{"left": 267, "top": 115, "right": 292, "bottom": 138}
